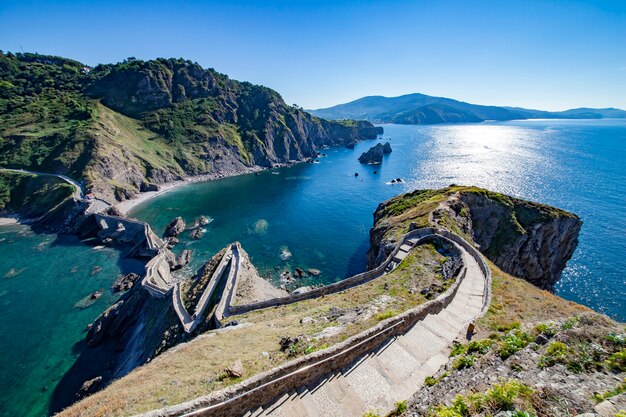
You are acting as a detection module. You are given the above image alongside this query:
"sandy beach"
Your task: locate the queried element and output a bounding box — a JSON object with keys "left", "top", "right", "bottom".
{"left": 0, "top": 215, "right": 20, "bottom": 227}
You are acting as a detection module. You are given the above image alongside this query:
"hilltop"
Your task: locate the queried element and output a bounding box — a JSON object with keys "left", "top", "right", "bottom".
{"left": 0, "top": 52, "right": 381, "bottom": 203}
{"left": 309, "top": 92, "right": 626, "bottom": 124}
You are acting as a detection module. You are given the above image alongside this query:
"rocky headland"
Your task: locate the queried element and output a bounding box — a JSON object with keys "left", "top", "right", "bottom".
{"left": 369, "top": 186, "right": 581, "bottom": 289}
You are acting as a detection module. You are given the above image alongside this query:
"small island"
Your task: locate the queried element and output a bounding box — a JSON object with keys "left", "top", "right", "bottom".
{"left": 358, "top": 142, "right": 392, "bottom": 164}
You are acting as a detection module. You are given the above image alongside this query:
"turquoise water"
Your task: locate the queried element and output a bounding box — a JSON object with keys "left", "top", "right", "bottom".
{"left": 0, "top": 225, "right": 144, "bottom": 417}
{"left": 131, "top": 120, "right": 626, "bottom": 321}
{"left": 0, "top": 119, "right": 624, "bottom": 417}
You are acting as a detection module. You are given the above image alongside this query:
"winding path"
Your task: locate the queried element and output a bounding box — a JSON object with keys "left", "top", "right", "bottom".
{"left": 253, "top": 244, "right": 486, "bottom": 417}
{"left": 0, "top": 167, "right": 111, "bottom": 213}
{"left": 142, "top": 230, "right": 490, "bottom": 417}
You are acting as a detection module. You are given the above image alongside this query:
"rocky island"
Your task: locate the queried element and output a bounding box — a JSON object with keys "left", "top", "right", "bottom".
{"left": 358, "top": 141, "right": 392, "bottom": 164}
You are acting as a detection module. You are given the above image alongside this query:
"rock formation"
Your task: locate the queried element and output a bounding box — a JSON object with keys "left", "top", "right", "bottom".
{"left": 164, "top": 216, "right": 186, "bottom": 237}
{"left": 358, "top": 142, "right": 392, "bottom": 164}
{"left": 369, "top": 186, "right": 581, "bottom": 289}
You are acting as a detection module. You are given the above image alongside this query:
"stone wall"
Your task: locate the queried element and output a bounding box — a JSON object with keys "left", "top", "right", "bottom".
{"left": 230, "top": 228, "right": 440, "bottom": 315}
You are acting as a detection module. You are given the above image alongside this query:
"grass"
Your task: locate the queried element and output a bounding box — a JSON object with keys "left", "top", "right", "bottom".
{"left": 0, "top": 171, "right": 74, "bottom": 217}
{"left": 424, "top": 371, "right": 449, "bottom": 387}
{"left": 59, "top": 243, "right": 450, "bottom": 417}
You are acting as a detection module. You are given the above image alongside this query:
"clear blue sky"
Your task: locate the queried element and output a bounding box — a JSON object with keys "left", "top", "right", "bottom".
{"left": 1, "top": 0, "right": 625, "bottom": 110}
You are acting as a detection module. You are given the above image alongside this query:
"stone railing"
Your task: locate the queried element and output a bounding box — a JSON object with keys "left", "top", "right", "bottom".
{"left": 138, "top": 231, "right": 491, "bottom": 417}
{"left": 229, "top": 228, "right": 436, "bottom": 315}
{"left": 229, "top": 228, "right": 440, "bottom": 316}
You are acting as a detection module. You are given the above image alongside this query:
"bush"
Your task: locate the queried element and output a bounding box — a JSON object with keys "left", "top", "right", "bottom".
{"left": 425, "top": 372, "right": 449, "bottom": 387}
{"left": 539, "top": 341, "right": 570, "bottom": 368}
{"left": 362, "top": 410, "right": 380, "bottom": 417}
{"left": 467, "top": 339, "right": 494, "bottom": 354}
{"left": 453, "top": 354, "right": 475, "bottom": 370}
{"left": 376, "top": 310, "right": 396, "bottom": 321}
{"left": 533, "top": 323, "right": 557, "bottom": 338}
{"left": 389, "top": 400, "right": 407, "bottom": 416}
{"left": 450, "top": 343, "right": 467, "bottom": 357}
{"left": 561, "top": 316, "right": 580, "bottom": 330}
{"left": 606, "top": 333, "right": 626, "bottom": 347}
{"left": 606, "top": 349, "right": 626, "bottom": 372}
{"left": 498, "top": 331, "right": 533, "bottom": 359}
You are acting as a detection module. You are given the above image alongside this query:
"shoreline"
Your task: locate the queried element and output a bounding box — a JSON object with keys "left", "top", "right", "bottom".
{"left": 115, "top": 166, "right": 270, "bottom": 216}
{"left": 0, "top": 215, "right": 20, "bottom": 227}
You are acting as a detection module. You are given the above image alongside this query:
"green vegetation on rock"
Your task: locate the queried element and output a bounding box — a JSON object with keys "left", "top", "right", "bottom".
{"left": 0, "top": 171, "right": 74, "bottom": 218}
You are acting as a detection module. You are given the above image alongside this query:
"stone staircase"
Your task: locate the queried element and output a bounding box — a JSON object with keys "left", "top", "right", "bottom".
{"left": 249, "top": 248, "right": 485, "bottom": 417}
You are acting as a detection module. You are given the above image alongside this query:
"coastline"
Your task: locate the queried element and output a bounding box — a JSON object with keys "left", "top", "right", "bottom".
{"left": 115, "top": 166, "right": 269, "bottom": 216}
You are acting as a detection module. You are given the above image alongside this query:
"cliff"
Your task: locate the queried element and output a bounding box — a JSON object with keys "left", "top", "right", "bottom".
{"left": 369, "top": 186, "right": 581, "bottom": 289}
{"left": 0, "top": 52, "right": 382, "bottom": 202}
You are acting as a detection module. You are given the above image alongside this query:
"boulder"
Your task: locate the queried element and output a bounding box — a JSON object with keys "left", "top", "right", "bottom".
{"left": 77, "top": 376, "right": 102, "bottom": 399}
{"left": 294, "top": 267, "right": 305, "bottom": 278}
{"left": 224, "top": 360, "right": 244, "bottom": 378}
{"left": 165, "top": 236, "right": 179, "bottom": 249}
{"left": 140, "top": 182, "right": 159, "bottom": 192}
{"left": 164, "top": 217, "right": 185, "bottom": 237}
{"left": 189, "top": 228, "right": 204, "bottom": 240}
{"left": 166, "top": 249, "right": 192, "bottom": 270}
{"left": 383, "top": 142, "right": 392, "bottom": 154}
{"left": 307, "top": 268, "right": 321, "bottom": 276}
{"left": 112, "top": 272, "right": 141, "bottom": 292}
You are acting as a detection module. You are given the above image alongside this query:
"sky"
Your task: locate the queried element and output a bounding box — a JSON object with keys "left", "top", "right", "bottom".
{"left": 1, "top": 0, "right": 625, "bottom": 110}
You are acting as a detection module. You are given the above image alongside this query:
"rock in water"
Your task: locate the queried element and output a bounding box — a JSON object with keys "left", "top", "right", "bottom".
{"left": 166, "top": 249, "right": 192, "bottom": 270}
{"left": 358, "top": 142, "right": 391, "bottom": 164}
{"left": 189, "top": 228, "right": 205, "bottom": 240}
{"left": 112, "top": 272, "right": 141, "bottom": 292}
{"left": 164, "top": 217, "right": 185, "bottom": 237}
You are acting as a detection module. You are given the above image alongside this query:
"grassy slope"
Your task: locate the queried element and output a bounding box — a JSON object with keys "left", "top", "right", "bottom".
{"left": 375, "top": 185, "right": 577, "bottom": 256}
{"left": 58, "top": 244, "right": 447, "bottom": 417}
{"left": 0, "top": 171, "right": 74, "bottom": 218}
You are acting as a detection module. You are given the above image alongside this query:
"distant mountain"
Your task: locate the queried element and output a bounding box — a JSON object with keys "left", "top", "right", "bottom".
{"left": 309, "top": 93, "right": 626, "bottom": 124}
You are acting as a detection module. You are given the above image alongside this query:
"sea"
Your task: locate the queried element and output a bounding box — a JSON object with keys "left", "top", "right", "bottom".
{"left": 0, "top": 119, "right": 624, "bottom": 416}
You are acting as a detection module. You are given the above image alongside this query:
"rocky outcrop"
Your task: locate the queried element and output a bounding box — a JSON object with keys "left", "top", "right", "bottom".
{"left": 369, "top": 187, "right": 581, "bottom": 289}
{"left": 164, "top": 216, "right": 185, "bottom": 237}
{"left": 434, "top": 191, "right": 581, "bottom": 289}
{"left": 358, "top": 142, "right": 391, "bottom": 164}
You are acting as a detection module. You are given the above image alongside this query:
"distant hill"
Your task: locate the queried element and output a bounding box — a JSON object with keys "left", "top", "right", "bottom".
{"left": 309, "top": 93, "right": 626, "bottom": 124}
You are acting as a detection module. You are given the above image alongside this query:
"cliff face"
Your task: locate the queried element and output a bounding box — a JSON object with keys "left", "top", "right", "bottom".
{"left": 1, "top": 53, "right": 382, "bottom": 202}
{"left": 369, "top": 186, "right": 582, "bottom": 289}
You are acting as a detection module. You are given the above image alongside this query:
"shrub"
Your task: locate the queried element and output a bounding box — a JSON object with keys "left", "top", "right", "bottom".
{"left": 539, "top": 341, "right": 570, "bottom": 368}
{"left": 606, "top": 349, "right": 626, "bottom": 372}
{"left": 389, "top": 400, "right": 407, "bottom": 416}
{"left": 362, "top": 410, "right": 381, "bottom": 417}
{"left": 593, "top": 378, "right": 626, "bottom": 402}
{"left": 561, "top": 316, "right": 580, "bottom": 330}
{"left": 453, "top": 354, "right": 475, "bottom": 370}
{"left": 425, "top": 372, "right": 449, "bottom": 387}
{"left": 606, "top": 333, "right": 626, "bottom": 347}
{"left": 467, "top": 339, "right": 494, "bottom": 354}
{"left": 450, "top": 343, "right": 467, "bottom": 357}
{"left": 534, "top": 323, "right": 557, "bottom": 338}
{"left": 376, "top": 310, "right": 396, "bottom": 321}
{"left": 498, "top": 331, "right": 533, "bottom": 359}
